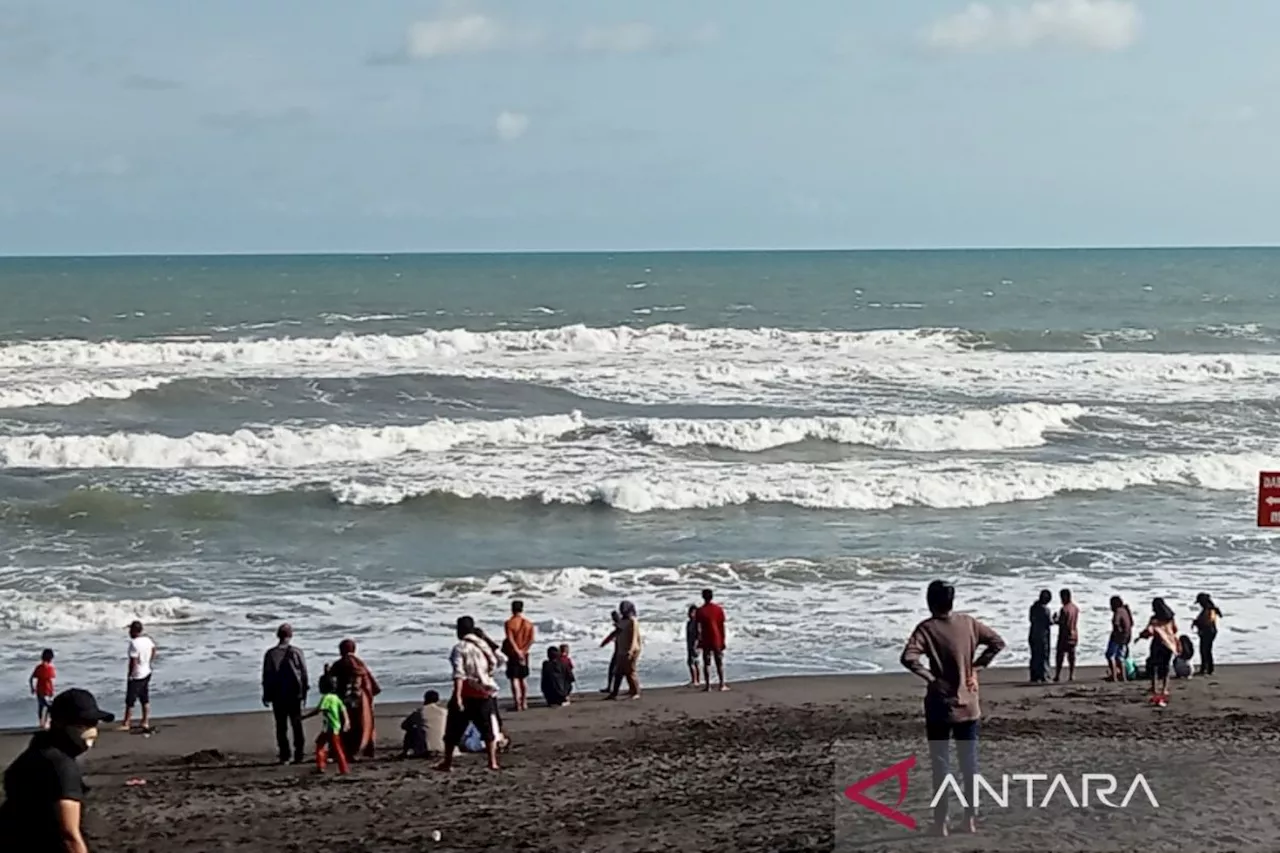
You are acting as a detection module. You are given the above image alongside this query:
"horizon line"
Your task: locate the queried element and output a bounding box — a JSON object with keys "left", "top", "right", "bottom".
{"left": 1, "top": 242, "right": 1279, "bottom": 260}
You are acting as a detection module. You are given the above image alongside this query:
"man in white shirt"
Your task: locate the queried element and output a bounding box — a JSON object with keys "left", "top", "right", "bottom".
{"left": 122, "top": 620, "right": 158, "bottom": 732}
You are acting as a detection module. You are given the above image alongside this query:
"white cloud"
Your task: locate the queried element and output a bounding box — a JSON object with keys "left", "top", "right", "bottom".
{"left": 923, "top": 0, "right": 1140, "bottom": 53}
{"left": 577, "top": 23, "right": 659, "bottom": 55}
{"left": 495, "top": 111, "right": 530, "bottom": 142}
{"left": 407, "top": 13, "right": 538, "bottom": 58}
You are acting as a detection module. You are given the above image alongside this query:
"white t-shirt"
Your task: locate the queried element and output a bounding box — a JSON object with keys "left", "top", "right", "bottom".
{"left": 128, "top": 635, "right": 156, "bottom": 680}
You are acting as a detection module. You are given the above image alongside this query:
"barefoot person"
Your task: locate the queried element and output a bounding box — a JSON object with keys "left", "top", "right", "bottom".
{"left": 122, "top": 620, "right": 157, "bottom": 732}
{"left": 695, "top": 589, "right": 729, "bottom": 692}
{"left": 1138, "top": 597, "right": 1178, "bottom": 707}
{"left": 438, "top": 616, "right": 501, "bottom": 772}
{"left": 0, "top": 689, "right": 114, "bottom": 853}
{"left": 262, "top": 623, "right": 309, "bottom": 765}
{"left": 1027, "top": 590, "right": 1052, "bottom": 683}
{"left": 901, "top": 580, "right": 1005, "bottom": 838}
{"left": 605, "top": 601, "right": 642, "bottom": 700}
{"left": 329, "top": 639, "right": 381, "bottom": 760}
{"left": 503, "top": 600, "right": 535, "bottom": 712}
{"left": 599, "top": 610, "right": 621, "bottom": 692}
{"left": 1106, "top": 596, "right": 1134, "bottom": 682}
{"left": 1192, "top": 593, "right": 1221, "bottom": 676}
{"left": 1052, "top": 588, "right": 1079, "bottom": 683}
{"left": 685, "top": 605, "right": 701, "bottom": 686}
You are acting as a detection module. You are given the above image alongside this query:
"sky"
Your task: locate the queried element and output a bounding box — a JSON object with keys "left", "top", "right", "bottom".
{"left": 1, "top": 0, "right": 1278, "bottom": 255}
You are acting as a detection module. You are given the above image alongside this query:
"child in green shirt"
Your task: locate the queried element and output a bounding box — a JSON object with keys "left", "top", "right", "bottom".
{"left": 303, "top": 674, "right": 350, "bottom": 774}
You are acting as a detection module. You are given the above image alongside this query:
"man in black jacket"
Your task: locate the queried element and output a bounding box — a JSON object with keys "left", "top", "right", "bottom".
{"left": 262, "top": 623, "right": 309, "bottom": 764}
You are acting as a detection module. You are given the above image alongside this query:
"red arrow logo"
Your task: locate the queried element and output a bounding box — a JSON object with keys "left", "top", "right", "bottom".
{"left": 843, "top": 755, "right": 918, "bottom": 831}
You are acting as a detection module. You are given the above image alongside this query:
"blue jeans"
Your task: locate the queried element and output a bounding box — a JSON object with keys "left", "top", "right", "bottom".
{"left": 925, "top": 709, "right": 979, "bottom": 824}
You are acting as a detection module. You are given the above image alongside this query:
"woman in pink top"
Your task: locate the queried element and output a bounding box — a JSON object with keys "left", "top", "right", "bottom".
{"left": 1138, "top": 597, "right": 1178, "bottom": 707}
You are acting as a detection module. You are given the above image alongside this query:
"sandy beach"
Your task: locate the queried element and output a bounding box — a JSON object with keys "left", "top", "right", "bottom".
{"left": 4, "top": 664, "right": 1279, "bottom": 852}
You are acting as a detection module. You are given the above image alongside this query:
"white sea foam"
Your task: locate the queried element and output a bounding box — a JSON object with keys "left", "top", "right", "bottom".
{"left": 0, "top": 413, "right": 585, "bottom": 469}
{"left": 328, "top": 447, "right": 1273, "bottom": 511}
{"left": 631, "top": 403, "right": 1085, "bottom": 452}
{"left": 0, "top": 593, "right": 200, "bottom": 633}
{"left": 0, "top": 323, "right": 968, "bottom": 370}
{"left": 0, "top": 377, "right": 172, "bottom": 409}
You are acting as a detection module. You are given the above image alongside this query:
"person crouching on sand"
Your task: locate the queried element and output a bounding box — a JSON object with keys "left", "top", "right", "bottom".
{"left": 400, "top": 690, "right": 446, "bottom": 759}
{"left": 438, "top": 616, "right": 502, "bottom": 772}
{"left": 1106, "top": 596, "right": 1134, "bottom": 682}
{"left": 1138, "top": 597, "right": 1178, "bottom": 707}
{"left": 541, "top": 646, "right": 574, "bottom": 707}
{"left": 901, "top": 580, "right": 1005, "bottom": 838}
{"left": 304, "top": 674, "right": 349, "bottom": 774}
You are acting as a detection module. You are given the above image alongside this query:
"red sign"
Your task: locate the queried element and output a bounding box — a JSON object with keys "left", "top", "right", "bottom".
{"left": 1259, "top": 472, "right": 1280, "bottom": 527}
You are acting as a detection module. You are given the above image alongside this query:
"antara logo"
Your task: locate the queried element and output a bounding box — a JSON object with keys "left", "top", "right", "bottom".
{"left": 843, "top": 756, "right": 1159, "bottom": 830}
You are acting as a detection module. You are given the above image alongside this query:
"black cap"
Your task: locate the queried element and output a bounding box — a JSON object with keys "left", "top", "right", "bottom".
{"left": 49, "top": 689, "right": 115, "bottom": 726}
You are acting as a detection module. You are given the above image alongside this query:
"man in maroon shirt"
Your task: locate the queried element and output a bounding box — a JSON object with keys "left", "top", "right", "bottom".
{"left": 901, "top": 580, "right": 1005, "bottom": 837}
{"left": 695, "top": 588, "right": 729, "bottom": 692}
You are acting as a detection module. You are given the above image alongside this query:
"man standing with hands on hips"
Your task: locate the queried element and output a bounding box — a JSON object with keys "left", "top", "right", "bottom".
{"left": 122, "top": 620, "right": 158, "bottom": 732}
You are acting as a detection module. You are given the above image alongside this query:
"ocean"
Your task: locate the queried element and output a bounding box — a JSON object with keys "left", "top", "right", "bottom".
{"left": 0, "top": 248, "right": 1277, "bottom": 727}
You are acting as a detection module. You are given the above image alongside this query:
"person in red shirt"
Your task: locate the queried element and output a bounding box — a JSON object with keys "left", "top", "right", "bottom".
{"left": 30, "top": 649, "right": 57, "bottom": 729}
{"left": 695, "top": 589, "right": 729, "bottom": 692}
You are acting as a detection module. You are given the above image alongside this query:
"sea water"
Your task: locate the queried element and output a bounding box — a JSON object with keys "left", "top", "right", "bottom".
{"left": 0, "top": 248, "right": 1276, "bottom": 726}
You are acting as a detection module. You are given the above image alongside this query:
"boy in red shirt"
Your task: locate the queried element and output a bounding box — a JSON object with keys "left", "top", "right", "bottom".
{"left": 29, "top": 649, "right": 56, "bottom": 729}
{"left": 695, "top": 589, "right": 729, "bottom": 692}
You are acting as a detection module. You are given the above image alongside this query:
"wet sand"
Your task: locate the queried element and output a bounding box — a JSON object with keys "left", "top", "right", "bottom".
{"left": 4, "top": 664, "right": 1280, "bottom": 852}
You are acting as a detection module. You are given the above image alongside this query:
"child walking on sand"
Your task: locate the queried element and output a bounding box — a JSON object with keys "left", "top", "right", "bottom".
{"left": 304, "top": 674, "right": 350, "bottom": 774}
{"left": 29, "top": 649, "right": 56, "bottom": 730}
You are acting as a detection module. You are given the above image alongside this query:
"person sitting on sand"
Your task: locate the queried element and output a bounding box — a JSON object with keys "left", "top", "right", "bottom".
{"left": 1173, "top": 635, "right": 1195, "bottom": 679}
{"left": 901, "top": 580, "right": 1005, "bottom": 838}
{"left": 400, "top": 690, "right": 446, "bottom": 759}
{"left": 541, "top": 646, "right": 574, "bottom": 707}
{"left": 438, "top": 616, "right": 502, "bottom": 773}
{"left": 1052, "top": 588, "right": 1079, "bottom": 683}
{"left": 606, "top": 601, "right": 642, "bottom": 700}
{"left": 1138, "top": 597, "right": 1178, "bottom": 707}
{"left": 1106, "top": 596, "right": 1134, "bottom": 682}
{"left": 599, "top": 610, "right": 621, "bottom": 692}
{"left": 685, "top": 605, "right": 702, "bottom": 686}
{"left": 1027, "top": 590, "right": 1052, "bottom": 683}
{"left": 329, "top": 639, "right": 381, "bottom": 760}
{"left": 1192, "top": 593, "right": 1222, "bottom": 676}
{"left": 303, "top": 674, "right": 349, "bottom": 774}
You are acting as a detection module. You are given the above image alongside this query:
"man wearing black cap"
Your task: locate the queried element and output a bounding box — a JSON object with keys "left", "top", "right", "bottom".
{"left": 0, "top": 688, "right": 114, "bottom": 853}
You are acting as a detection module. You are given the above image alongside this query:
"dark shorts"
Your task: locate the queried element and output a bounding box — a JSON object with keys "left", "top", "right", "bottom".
{"left": 506, "top": 660, "right": 529, "bottom": 680}
{"left": 1106, "top": 640, "right": 1129, "bottom": 661}
{"left": 444, "top": 695, "right": 500, "bottom": 747}
{"left": 126, "top": 675, "right": 151, "bottom": 708}
{"left": 687, "top": 647, "right": 698, "bottom": 667}
{"left": 36, "top": 694, "right": 53, "bottom": 717}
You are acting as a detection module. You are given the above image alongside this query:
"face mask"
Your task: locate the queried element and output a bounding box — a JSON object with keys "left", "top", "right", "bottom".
{"left": 61, "top": 725, "right": 99, "bottom": 755}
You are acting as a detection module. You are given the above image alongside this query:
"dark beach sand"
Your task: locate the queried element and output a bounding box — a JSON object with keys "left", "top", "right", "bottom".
{"left": 4, "top": 665, "right": 1280, "bottom": 852}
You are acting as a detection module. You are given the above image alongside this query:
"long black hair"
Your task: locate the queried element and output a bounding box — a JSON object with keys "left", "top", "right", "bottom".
{"left": 1195, "top": 593, "right": 1223, "bottom": 618}
{"left": 1152, "top": 597, "right": 1175, "bottom": 622}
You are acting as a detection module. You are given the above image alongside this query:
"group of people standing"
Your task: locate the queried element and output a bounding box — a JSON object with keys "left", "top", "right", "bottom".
{"left": 1026, "top": 588, "right": 1223, "bottom": 707}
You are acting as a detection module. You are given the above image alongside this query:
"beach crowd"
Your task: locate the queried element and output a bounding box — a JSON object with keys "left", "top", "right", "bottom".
{"left": 0, "top": 581, "right": 1223, "bottom": 847}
